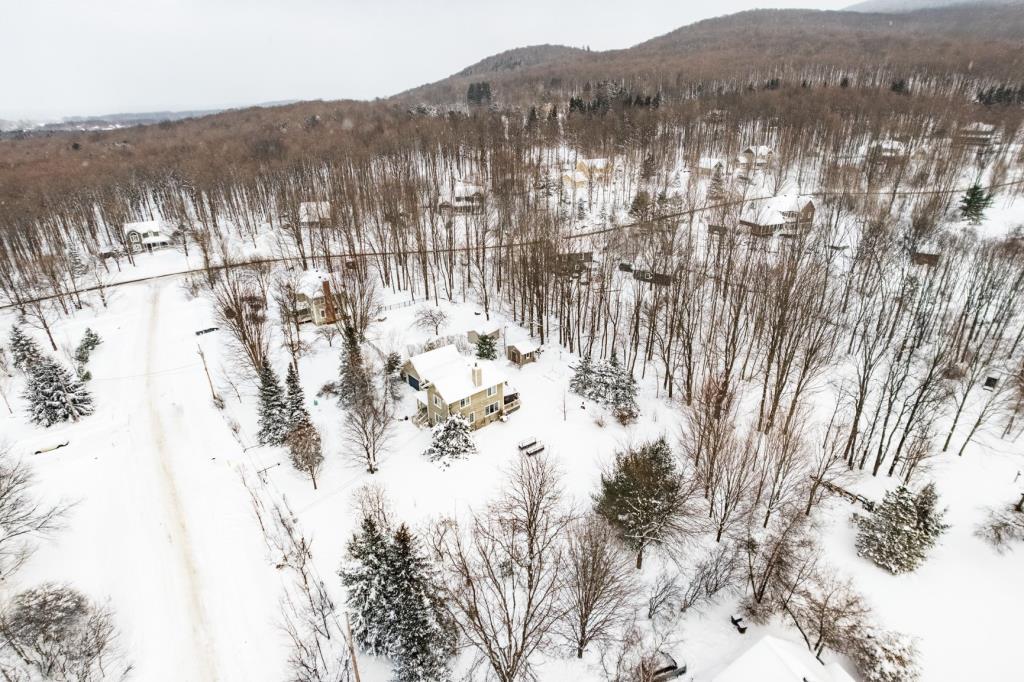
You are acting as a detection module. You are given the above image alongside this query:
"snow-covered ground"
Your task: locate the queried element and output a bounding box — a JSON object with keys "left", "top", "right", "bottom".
{"left": 4, "top": 194, "right": 1024, "bottom": 680}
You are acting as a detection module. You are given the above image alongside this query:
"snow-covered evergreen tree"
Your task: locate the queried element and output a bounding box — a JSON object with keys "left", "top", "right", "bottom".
{"left": 424, "top": 415, "right": 476, "bottom": 467}
{"left": 608, "top": 357, "right": 639, "bottom": 423}
{"left": 67, "top": 242, "right": 90, "bottom": 278}
{"left": 74, "top": 328, "right": 102, "bottom": 365}
{"left": 284, "top": 362, "right": 311, "bottom": 433}
{"left": 475, "top": 335, "right": 497, "bottom": 360}
{"left": 385, "top": 524, "right": 455, "bottom": 682}
{"left": 23, "top": 356, "right": 94, "bottom": 427}
{"left": 856, "top": 483, "right": 948, "bottom": 574}
{"left": 959, "top": 183, "right": 992, "bottom": 225}
{"left": 8, "top": 324, "right": 42, "bottom": 372}
{"left": 338, "top": 328, "right": 369, "bottom": 408}
{"left": 570, "top": 355, "right": 595, "bottom": 397}
{"left": 256, "top": 361, "right": 289, "bottom": 446}
{"left": 848, "top": 626, "right": 921, "bottom": 682}
{"left": 339, "top": 516, "right": 394, "bottom": 656}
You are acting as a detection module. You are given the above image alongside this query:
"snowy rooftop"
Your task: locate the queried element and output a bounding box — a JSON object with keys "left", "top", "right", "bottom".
{"left": 430, "top": 360, "right": 505, "bottom": 403}
{"left": 469, "top": 320, "right": 501, "bottom": 336}
{"left": 711, "top": 636, "right": 855, "bottom": 682}
{"left": 122, "top": 219, "right": 165, "bottom": 234}
{"left": 406, "top": 344, "right": 463, "bottom": 379}
{"left": 510, "top": 339, "right": 539, "bottom": 355}
{"left": 297, "top": 270, "right": 330, "bottom": 299}
{"left": 743, "top": 194, "right": 813, "bottom": 226}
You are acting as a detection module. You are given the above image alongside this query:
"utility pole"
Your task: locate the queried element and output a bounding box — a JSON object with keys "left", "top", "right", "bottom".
{"left": 196, "top": 345, "right": 218, "bottom": 402}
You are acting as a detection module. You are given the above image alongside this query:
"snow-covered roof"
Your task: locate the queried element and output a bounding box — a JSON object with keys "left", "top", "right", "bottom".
{"left": 867, "top": 139, "right": 907, "bottom": 157}
{"left": 563, "top": 170, "right": 589, "bottom": 183}
{"left": 469, "top": 320, "right": 501, "bottom": 336}
{"left": 963, "top": 122, "right": 996, "bottom": 133}
{"left": 406, "top": 344, "right": 463, "bottom": 379}
{"left": 743, "top": 194, "right": 814, "bottom": 226}
{"left": 407, "top": 344, "right": 505, "bottom": 402}
{"left": 711, "top": 636, "right": 855, "bottom": 682}
{"left": 297, "top": 270, "right": 330, "bottom": 299}
{"left": 579, "top": 158, "right": 609, "bottom": 169}
{"left": 122, "top": 219, "right": 171, "bottom": 244}
{"left": 430, "top": 360, "right": 505, "bottom": 403}
{"left": 299, "top": 201, "right": 331, "bottom": 224}
{"left": 740, "top": 145, "right": 773, "bottom": 159}
{"left": 453, "top": 180, "right": 484, "bottom": 199}
{"left": 510, "top": 340, "right": 539, "bottom": 355}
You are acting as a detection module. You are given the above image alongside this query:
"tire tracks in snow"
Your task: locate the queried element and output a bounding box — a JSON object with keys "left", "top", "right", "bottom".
{"left": 143, "top": 286, "right": 219, "bottom": 681}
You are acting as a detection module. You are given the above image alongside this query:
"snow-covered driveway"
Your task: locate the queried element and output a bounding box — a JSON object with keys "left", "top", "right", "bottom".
{"left": 23, "top": 284, "right": 285, "bottom": 681}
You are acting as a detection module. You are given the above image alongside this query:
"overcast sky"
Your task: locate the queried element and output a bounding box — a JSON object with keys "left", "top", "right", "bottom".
{"left": 0, "top": 0, "right": 850, "bottom": 120}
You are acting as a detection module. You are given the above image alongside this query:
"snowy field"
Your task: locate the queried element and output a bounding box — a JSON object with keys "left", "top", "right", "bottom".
{"left": 3, "top": 229, "right": 1024, "bottom": 680}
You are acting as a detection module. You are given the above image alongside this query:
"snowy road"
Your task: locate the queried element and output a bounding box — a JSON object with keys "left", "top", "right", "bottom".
{"left": 22, "top": 284, "right": 285, "bottom": 681}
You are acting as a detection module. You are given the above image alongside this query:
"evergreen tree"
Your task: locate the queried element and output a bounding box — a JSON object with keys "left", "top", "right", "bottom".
{"left": 609, "top": 363, "right": 639, "bottom": 424}
{"left": 475, "top": 335, "right": 497, "bottom": 361}
{"left": 256, "top": 361, "right": 289, "bottom": 446}
{"left": 959, "top": 183, "right": 992, "bottom": 224}
{"left": 8, "top": 324, "right": 42, "bottom": 372}
{"left": 385, "top": 525, "right": 455, "bottom": 682}
{"left": 284, "top": 362, "right": 311, "bottom": 432}
{"left": 570, "top": 355, "right": 595, "bottom": 398}
{"left": 338, "top": 327, "right": 369, "bottom": 408}
{"left": 73, "top": 328, "right": 102, "bottom": 379}
{"left": 856, "top": 484, "right": 948, "bottom": 574}
{"left": 339, "top": 516, "right": 393, "bottom": 656}
{"left": 23, "top": 356, "right": 94, "bottom": 427}
{"left": 594, "top": 437, "right": 684, "bottom": 569}
{"left": 67, "top": 243, "right": 89, "bottom": 278}
{"left": 424, "top": 415, "right": 476, "bottom": 467}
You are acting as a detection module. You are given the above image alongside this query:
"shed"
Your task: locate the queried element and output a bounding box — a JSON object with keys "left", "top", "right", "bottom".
{"left": 467, "top": 321, "right": 501, "bottom": 344}
{"left": 508, "top": 340, "right": 540, "bottom": 367}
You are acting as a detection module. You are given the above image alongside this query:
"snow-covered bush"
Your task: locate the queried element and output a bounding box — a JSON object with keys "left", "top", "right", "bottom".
{"left": 23, "top": 357, "right": 94, "bottom": 427}
{"left": 570, "top": 352, "right": 638, "bottom": 423}
{"left": 73, "top": 328, "right": 101, "bottom": 366}
{"left": 975, "top": 500, "right": 1024, "bottom": 552}
{"left": 855, "top": 483, "right": 947, "bottom": 574}
{"left": 424, "top": 415, "right": 476, "bottom": 467}
{"left": 847, "top": 626, "right": 921, "bottom": 682}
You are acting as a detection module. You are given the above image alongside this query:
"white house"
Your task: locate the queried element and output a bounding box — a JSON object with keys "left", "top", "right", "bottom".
{"left": 439, "top": 180, "right": 485, "bottom": 212}
{"left": 122, "top": 219, "right": 173, "bottom": 252}
{"left": 711, "top": 635, "right": 855, "bottom": 682}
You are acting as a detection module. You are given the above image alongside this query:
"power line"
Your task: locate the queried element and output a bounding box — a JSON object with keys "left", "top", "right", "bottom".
{"left": 2, "top": 176, "right": 1021, "bottom": 310}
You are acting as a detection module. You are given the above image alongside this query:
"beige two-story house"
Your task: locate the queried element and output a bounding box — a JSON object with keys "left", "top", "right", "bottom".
{"left": 403, "top": 344, "right": 516, "bottom": 430}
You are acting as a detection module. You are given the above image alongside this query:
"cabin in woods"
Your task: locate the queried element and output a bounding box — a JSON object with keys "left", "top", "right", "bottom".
{"left": 439, "top": 180, "right": 485, "bottom": 212}
{"left": 507, "top": 340, "right": 540, "bottom": 367}
{"left": 736, "top": 145, "right": 773, "bottom": 171}
{"left": 739, "top": 195, "right": 815, "bottom": 237}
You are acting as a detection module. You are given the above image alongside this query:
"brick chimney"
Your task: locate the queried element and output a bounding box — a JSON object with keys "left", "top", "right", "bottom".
{"left": 471, "top": 364, "right": 483, "bottom": 387}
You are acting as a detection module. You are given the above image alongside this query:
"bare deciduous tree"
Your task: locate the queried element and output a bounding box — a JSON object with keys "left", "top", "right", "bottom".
{"left": 432, "top": 455, "right": 569, "bottom": 682}
{"left": 414, "top": 306, "right": 449, "bottom": 336}
{"left": 559, "top": 515, "right": 638, "bottom": 658}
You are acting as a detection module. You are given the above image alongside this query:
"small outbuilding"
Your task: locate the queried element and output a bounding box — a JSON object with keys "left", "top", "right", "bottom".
{"left": 507, "top": 340, "right": 540, "bottom": 367}
{"left": 467, "top": 321, "right": 501, "bottom": 344}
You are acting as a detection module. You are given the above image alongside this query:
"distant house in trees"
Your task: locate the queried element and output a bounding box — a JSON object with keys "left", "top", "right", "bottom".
{"left": 576, "top": 158, "right": 613, "bottom": 182}
{"left": 467, "top": 321, "right": 501, "bottom": 345}
{"left": 697, "top": 156, "right": 727, "bottom": 177}
{"left": 122, "top": 219, "right": 172, "bottom": 252}
{"left": 710, "top": 635, "right": 854, "bottom": 682}
{"left": 561, "top": 170, "right": 590, "bottom": 190}
{"left": 736, "top": 145, "right": 773, "bottom": 171}
{"left": 298, "top": 201, "right": 331, "bottom": 227}
{"left": 402, "top": 344, "right": 513, "bottom": 429}
{"left": 740, "top": 195, "right": 815, "bottom": 237}
{"left": 507, "top": 340, "right": 540, "bottom": 367}
{"left": 295, "top": 270, "right": 345, "bottom": 326}
{"left": 954, "top": 122, "right": 999, "bottom": 150}
{"left": 439, "top": 180, "right": 485, "bottom": 212}
{"left": 865, "top": 139, "right": 908, "bottom": 163}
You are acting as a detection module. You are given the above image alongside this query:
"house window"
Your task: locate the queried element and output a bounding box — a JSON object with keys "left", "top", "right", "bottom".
{"left": 460, "top": 397, "right": 470, "bottom": 408}
{"left": 486, "top": 386, "right": 497, "bottom": 397}
{"left": 433, "top": 394, "right": 443, "bottom": 409}
{"left": 486, "top": 402, "right": 498, "bottom": 416}
{"left": 468, "top": 412, "right": 475, "bottom": 423}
